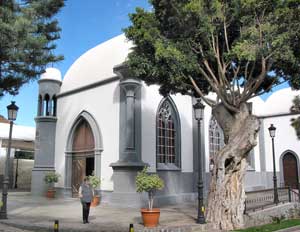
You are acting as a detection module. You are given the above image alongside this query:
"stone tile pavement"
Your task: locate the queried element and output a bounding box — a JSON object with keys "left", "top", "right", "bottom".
{"left": 0, "top": 192, "right": 298, "bottom": 232}
{"left": 0, "top": 192, "right": 213, "bottom": 232}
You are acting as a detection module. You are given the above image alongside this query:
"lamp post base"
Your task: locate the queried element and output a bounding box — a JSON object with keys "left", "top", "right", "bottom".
{"left": 0, "top": 211, "right": 7, "bottom": 219}
{"left": 196, "top": 216, "right": 206, "bottom": 224}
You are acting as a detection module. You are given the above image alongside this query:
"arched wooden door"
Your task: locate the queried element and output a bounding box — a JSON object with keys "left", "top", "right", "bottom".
{"left": 283, "top": 152, "right": 299, "bottom": 189}
{"left": 72, "top": 119, "right": 95, "bottom": 197}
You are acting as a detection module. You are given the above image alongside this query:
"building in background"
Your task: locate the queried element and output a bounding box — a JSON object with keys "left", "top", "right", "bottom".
{"left": 0, "top": 116, "right": 35, "bottom": 190}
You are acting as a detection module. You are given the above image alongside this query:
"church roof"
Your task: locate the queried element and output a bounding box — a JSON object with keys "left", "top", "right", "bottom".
{"left": 61, "top": 34, "right": 133, "bottom": 93}
{"left": 258, "top": 88, "right": 300, "bottom": 116}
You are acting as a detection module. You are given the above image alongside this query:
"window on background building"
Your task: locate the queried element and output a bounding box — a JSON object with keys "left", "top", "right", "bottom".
{"left": 209, "top": 116, "right": 255, "bottom": 170}
{"left": 156, "top": 97, "right": 181, "bottom": 169}
{"left": 209, "top": 116, "right": 224, "bottom": 161}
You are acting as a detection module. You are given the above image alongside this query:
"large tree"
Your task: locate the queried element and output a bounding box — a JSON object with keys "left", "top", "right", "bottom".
{"left": 124, "top": 0, "right": 300, "bottom": 230}
{"left": 0, "top": 0, "right": 64, "bottom": 96}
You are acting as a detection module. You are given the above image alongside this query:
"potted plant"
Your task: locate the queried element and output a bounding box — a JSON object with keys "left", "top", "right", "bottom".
{"left": 136, "top": 167, "right": 164, "bottom": 227}
{"left": 44, "top": 172, "right": 60, "bottom": 198}
{"left": 88, "top": 174, "right": 101, "bottom": 207}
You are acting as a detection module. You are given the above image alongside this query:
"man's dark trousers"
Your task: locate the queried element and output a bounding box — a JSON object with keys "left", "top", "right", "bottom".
{"left": 82, "top": 201, "right": 91, "bottom": 223}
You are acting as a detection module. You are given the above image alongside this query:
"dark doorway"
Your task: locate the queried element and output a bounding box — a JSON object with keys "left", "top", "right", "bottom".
{"left": 86, "top": 157, "right": 95, "bottom": 176}
{"left": 283, "top": 152, "right": 299, "bottom": 189}
{"left": 71, "top": 119, "right": 95, "bottom": 197}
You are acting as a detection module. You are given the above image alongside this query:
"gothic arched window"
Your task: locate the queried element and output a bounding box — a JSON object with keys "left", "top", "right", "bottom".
{"left": 209, "top": 116, "right": 224, "bottom": 159}
{"left": 156, "top": 97, "right": 181, "bottom": 169}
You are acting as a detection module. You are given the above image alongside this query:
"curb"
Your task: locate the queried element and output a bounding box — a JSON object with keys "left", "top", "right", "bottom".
{"left": 276, "top": 225, "right": 300, "bottom": 232}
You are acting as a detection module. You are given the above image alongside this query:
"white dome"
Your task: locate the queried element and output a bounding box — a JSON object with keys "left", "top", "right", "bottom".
{"left": 40, "top": 67, "right": 62, "bottom": 82}
{"left": 260, "top": 88, "right": 300, "bottom": 115}
{"left": 61, "top": 34, "right": 133, "bottom": 93}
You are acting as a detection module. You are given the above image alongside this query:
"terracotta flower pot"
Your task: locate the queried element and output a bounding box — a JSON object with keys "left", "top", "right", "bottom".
{"left": 91, "top": 195, "right": 100, "bottom": 207}
{"left": 141, "top": 208, "right": 160, "bottom": 227}
{"left": 46, "top": 189, "right": 56, "bottom": 198}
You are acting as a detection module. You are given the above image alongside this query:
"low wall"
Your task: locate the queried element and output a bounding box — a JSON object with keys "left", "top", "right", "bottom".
{"left": 244, "top": 202, "right": 300, "bottom": 228}
{"left": 0, "top": 157, "right": 33, "bottom": 190}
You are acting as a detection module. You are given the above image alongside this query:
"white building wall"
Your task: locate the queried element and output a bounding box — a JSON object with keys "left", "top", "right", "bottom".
{"left": 55, "top": 81, "right": 120, "bottom": 191}
{"left": 263, "top": 115, "right": 300, "bottom": 173}
{"left": 141, "top": 84, "right": 194, "bottom": 173}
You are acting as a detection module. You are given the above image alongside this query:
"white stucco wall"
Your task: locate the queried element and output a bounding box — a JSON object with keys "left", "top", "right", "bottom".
{"left": 141, "top": 84, "right": 194, "bottom": 172}
{"left": 262, "top": 115, "right": 300, "bottom": 173}
{"left": 55, "top": 81, "right": 120, "bottom": 191}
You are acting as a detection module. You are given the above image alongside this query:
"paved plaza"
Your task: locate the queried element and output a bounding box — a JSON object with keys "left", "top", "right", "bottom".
{"left": 0, "top": 192, "right": 299, "bottom": 232}
{"left": 0, "top": 192, "right": 212, "bottom": 232}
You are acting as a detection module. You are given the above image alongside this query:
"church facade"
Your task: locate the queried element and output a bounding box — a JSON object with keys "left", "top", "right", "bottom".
{"left": 31, "top": 34, "right": 300, "bottom": 206}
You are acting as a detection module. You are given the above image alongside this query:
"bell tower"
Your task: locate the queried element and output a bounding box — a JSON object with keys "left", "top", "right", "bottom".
{"left": 31, "top": 68, "right": 62, "bottom": 196}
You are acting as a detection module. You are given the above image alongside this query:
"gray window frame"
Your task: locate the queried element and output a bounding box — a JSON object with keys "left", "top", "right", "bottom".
{"left": 156, "top": 97, "right": 181, "bottom": 171}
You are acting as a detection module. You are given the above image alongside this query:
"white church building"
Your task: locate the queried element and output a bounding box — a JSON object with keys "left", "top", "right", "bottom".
{"left": 31, "top": 34, "right": 300, "bottom": 206}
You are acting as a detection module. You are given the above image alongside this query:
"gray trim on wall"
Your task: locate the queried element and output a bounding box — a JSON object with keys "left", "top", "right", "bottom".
{"left": 258, "top": 112, "right": 300, "bottom": 119}
{"left": 57, "top": 76, "right": 120, "bottom": 99}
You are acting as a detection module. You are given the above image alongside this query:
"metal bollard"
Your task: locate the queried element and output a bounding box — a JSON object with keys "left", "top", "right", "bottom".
{"left": 288, "top": 186, "right": 292, "bottom": 202}
{"left": 129, "top": 223, "right": 134, "bottom": 232}
{"left": 54, "top": 220, "right": 59, "bottom": 232}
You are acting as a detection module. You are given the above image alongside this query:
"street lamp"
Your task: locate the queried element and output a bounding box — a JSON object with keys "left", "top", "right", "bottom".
{"left": 193, "top": 99, "right": 205, "bottom": 224}
{"left": 268, "top": 124, "right": 279, "bottom": 204}
{"left": 0, "top": 101, "right": 18, "bottom": 219}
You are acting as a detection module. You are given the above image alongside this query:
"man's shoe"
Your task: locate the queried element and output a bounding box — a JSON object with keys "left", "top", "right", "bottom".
{"left": 83, "top": 221, "right": 87, "bottom": 224}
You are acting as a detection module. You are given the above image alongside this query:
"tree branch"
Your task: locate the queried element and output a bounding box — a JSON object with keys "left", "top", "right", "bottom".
{"left": 189, "top": 75, "right": 216, "bottom": 107}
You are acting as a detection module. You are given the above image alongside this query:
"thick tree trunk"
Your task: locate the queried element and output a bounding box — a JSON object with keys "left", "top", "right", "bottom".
{"left": 206, "top": 103, "right": 260, "bottom": 230}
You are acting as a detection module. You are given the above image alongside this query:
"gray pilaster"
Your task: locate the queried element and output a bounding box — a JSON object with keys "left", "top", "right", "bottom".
{"left": 94, "top": 150, "right": 102, "bottom": 191}
{"left": 259, "top": 119, "right": 266, "bottom": 172}
{"left": 110, "top": 64, "right": 147, "bottom": 203}
{"left": 110, "top": 64, "right": 147, "bottom": 170}
{"left": 65, "top": 152, "right": 72, "bottom": 188}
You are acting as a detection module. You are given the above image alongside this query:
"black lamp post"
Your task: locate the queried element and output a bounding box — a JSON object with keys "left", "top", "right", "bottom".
{"left": 268, "top": 124, "right": 279, "bottom": 204}
{"left": 0, "top": 101, "right": 18, "bottom": 219}
{"left": 193, "top": 99, "right": 205, "bottom": 224}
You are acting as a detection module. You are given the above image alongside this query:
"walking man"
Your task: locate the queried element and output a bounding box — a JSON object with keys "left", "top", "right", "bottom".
{"left": 79, "top": 176, "right": 94, "bottom": 224}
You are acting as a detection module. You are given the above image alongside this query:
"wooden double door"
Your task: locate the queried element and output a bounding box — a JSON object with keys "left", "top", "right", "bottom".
{"left": 71, "top": 119, "right": 95, "bottom": 197}
{"left": 72, "top": 156, "right": 94, "bottom": 197}
{"left": 283, "top": 152, "right": 299, "bottom": 189}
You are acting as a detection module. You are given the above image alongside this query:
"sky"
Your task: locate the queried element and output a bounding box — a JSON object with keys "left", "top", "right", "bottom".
{"left": 0, "top": 0, "right": 150, "bottom": 127}
{"left": 0, "top": 0, "right": 289, "bottom": 127}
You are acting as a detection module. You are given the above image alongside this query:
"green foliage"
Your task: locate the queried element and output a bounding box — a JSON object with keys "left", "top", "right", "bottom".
{"left": 15, "top": 150, "right": 34, "bottom": 160}
{"left": 88, "top": 175, "right": 101, "bottom": 189}
{"left": 44, "top": 172, "right": 60, "bottom": 184}
{"left": 271, "top": 215, "right": 286, "bottom": 224}
{"left": 0, "top": 0, "right": 64, "bottom": 96}
{"left": 124, "top": 0, "right": 300, "bottom": 107}
{"left": 290, "top": 96, "right": 300, "bottom": 139}
{"left": 136, "top": 167, "right": 164, "bottom": 193}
